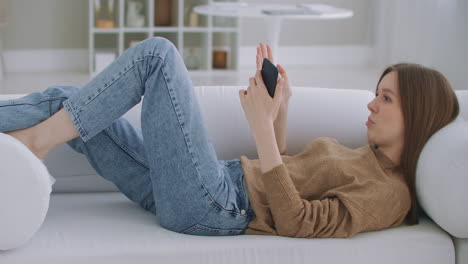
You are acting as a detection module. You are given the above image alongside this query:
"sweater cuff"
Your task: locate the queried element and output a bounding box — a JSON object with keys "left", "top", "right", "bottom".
{"left": 261, "top": 163, "right": 302, "bottom": 208}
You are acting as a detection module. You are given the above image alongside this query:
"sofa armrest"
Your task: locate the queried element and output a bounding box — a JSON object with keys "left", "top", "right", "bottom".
{"left": 452, "top": 235, "right": 468, "bottom": 264}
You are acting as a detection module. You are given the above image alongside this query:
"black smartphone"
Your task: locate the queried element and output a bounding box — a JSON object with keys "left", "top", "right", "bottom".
{"left": 261, "top": 58, "right": 278, "bottom": 98}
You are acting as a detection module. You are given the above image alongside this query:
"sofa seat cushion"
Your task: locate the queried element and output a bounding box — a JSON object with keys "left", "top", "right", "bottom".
{"left": 0, "top": 192, "right": 454, "bottom": 264}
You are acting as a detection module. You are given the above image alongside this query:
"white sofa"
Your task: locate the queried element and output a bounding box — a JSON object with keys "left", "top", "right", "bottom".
{"left": 0, "top": 86, "right": 467, "bottom": 264}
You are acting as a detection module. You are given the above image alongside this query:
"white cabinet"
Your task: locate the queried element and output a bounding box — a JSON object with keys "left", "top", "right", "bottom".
{"left": 89, "top": 0, "right": 240, "bottom": 76}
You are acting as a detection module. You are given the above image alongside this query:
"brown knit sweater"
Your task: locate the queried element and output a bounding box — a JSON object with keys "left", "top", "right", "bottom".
{"left": 239, "top": 137, "right": 411, "bottom": 238}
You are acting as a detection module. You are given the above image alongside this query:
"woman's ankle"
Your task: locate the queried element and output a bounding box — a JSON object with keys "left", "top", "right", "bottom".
{"left": 5, "top": 128, "right": 48, "bottom": 160}
{"left": 29, "top": 127, "right": 52, "bottom": 160}
{"left": 31, "top": 108, "right": 80, "bottom": 159}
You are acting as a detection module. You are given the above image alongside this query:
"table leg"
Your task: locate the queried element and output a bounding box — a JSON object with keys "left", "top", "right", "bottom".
{"left": 264, "top": 16, "right": 282, "bottom": 63}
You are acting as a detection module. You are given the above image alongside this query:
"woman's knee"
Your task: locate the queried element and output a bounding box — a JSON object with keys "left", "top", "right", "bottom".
{"left": 143, "top": 37, "right": 178, "bottom": 59}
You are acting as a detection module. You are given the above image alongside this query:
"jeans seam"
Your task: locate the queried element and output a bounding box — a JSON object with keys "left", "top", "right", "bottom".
{"left": 74, "top": 60, "right": 141, "bottom": 113}
{"left": 62, "top": 99, "right": 90, "bottom": 141}
{"left": 0, "top": 96, "right": 70, "bottom": 108}
{"left": 159, "top": 54, "right": 247, "bottom": 218}
{"left": 238, "top": 173, "right": 254, "bottom": 217}
{"left": 98, "top": 127, "right": 155, "bottom": 214}
{"left": 159, "top": 59, "right": 238, "bottom": 217}
{"left": 75, "top": 54, "right": 163, "bottom": 114}
{"left": 103, "top": 127, "right": 150, "bottom": 169}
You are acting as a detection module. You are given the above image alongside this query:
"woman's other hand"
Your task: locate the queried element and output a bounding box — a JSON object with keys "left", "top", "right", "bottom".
{"left": 256, "top": 43, "right": 292, "bottom": 106}
{"left": 239, "top": 71, "right": 285, "bottom": 134}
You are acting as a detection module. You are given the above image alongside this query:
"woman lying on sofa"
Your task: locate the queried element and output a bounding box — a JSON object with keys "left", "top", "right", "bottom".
{"left": 0, "top": 37, "right": 460, "bottom": 238}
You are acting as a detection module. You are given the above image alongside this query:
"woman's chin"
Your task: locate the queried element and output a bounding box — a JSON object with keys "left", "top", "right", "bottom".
{"left": 367, "top": 133, "right": 374, "bottom": 145}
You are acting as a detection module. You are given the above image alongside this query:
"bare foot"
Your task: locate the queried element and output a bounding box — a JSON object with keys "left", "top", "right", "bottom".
{"left": 4, "top": 129, "right": 48, "bottom": 160}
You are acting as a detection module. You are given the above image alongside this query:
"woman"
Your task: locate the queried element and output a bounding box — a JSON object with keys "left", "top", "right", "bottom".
{"left": 0, "top": 37, "right": 459, "bottom": 238}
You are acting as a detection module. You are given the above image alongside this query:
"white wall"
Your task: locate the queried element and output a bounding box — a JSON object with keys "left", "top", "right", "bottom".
{"left": 373, "top": 0, "right": 468, "bottom": 90}
{"left": 2, "top": 0, "right": 88, "bottom": 50}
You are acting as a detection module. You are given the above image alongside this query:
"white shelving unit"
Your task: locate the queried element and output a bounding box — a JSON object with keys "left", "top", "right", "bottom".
{"left": 89, "top": 0, "right": 240, "bottom": 77}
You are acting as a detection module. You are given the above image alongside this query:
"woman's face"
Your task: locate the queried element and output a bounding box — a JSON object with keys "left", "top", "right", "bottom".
{"left": 366, "top": 71, "right": 405, "bottom": 148}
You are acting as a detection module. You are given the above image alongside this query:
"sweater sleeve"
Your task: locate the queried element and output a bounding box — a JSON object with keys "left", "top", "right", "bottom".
{"left": 260, "top": 163, "right": 376, "bottom": 238}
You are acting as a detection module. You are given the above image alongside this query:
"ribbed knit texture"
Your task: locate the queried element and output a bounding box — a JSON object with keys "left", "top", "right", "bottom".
{"left": 240, "top": 137, "right": 411, "bottom": 238}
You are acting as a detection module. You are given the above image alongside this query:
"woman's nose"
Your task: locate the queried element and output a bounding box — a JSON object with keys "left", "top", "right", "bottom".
{"left": 367, "top": 98, "right": 377, "bottom": 112}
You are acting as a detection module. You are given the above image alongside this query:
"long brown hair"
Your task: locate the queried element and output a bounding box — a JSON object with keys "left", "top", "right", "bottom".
{"left": 376, "top": 63, "right": 459, "bottom": 225}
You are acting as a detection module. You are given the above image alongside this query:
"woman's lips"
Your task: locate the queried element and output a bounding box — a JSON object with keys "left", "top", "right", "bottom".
{"left": 366, "top": 117, "right": 375, "bottom": 126}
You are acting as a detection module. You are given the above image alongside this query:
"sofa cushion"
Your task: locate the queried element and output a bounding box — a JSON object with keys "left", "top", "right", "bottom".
{"left": 0, "top": 192, "right": 454, "bottom": 263}
{"left": 1, "top": 88, "right": 467, "bottom": 197}
{"left": 416, "top": 117, "right": 468, "bottom": 238}
{"left": 0, "top": 86, "right": 373, "bottom": 193}
{"left": 0, "top": 133, "right": 55, "bottom": 250}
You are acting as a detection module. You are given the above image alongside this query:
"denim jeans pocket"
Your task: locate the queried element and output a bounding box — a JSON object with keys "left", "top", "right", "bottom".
{"left": 181, "top": 223, "right": 244, "bottom": 236}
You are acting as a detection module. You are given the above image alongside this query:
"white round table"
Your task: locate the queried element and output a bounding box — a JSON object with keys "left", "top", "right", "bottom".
{"left": 194, "top": 3, "right": 353, "bottom": 61}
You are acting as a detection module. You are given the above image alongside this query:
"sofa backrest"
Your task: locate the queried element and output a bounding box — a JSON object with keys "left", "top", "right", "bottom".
{"left": 2, "top": 86, "right": 467, "bottom": 193}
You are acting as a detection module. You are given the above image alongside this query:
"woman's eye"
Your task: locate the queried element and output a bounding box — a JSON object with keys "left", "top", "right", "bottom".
{"left": 375, "top": 93, "right": 391, "bottom": 102}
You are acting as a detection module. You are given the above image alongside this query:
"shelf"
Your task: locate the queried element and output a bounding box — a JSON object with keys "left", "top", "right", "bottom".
{"left": 152, "top": 32, "right": 178, "bottom": 49}
{"left": 183, "top": 32, "right": 209, "bottom": 70}
{"left": 212, "top": 32, "right": 237, "bottom": 70}
{"left": 152, "top": 27, "right": 179, "bottom": 32}
{"left": 124, "top": 32, "right": 150, "bottom": 50}
{"left": 92, "top": 27, "right": 237, "bottom": 33}
{"left": 183, "top": 0, "right": 209, "bottom": 28}
{"left": 93, "top": 33, "right": 119, "bottom": 75}
{"left": 93, "top": 0, "right": 120, "bottom": 29}
{"left": 94, "top": 33, "right": 119, "bottom": 49}
{"left": 181, "top": 27, "right": 209, "bottom": 32}
{"left": 122, "top": 27, "right": 151, "bottom": 32}
{"left": 89, "top": 0, "right": 240, "bottom": 75}
{"left": 154, "top": 0, "right": 179, "bottom": 27}
{"left": 211, "top": 27, "right": 237, "bottom": 32}
{"left": 92, "top": 28, "right": 121, "bottom": 33}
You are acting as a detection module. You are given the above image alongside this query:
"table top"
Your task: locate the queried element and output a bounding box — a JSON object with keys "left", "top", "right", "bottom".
{"left": 194, "top": 3, "right": 353, "bottom": 20}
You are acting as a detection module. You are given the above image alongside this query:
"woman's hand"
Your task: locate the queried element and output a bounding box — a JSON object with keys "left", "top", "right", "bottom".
{"left": 256, "top": 43, "right": 292, "bottom": 106}
{"left": 239, "top": 70, "right": 285, "bottom": 135}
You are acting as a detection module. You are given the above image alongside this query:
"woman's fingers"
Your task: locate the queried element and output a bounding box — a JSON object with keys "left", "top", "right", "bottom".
{"left": 249, "top": 77, "right": 256, "bottom": 92}
{"left": 261, "top": 43, "right": 268, "bottom": 60}
{"left": 254, "top": 70, "right": 263, "bottom": 86}
{"left": 277, "top": 64, "right": 288, "bottom": 80}
{"left": 256, "top": 54, "right": 262, "bottom": 70}
{"left": 274, "top": 78, "right": 283, "bottom": 98}
{"left": 257, "top": 42, "right": 276, "bottom": 71}
{"left": 239, "top": 89, "right": 246, "bottom": 99}
{"left": 266, "top": 44, "right": 273, "bottom": 62}
{"left": 257, "top": 45, "right": 263, "bottom": 70}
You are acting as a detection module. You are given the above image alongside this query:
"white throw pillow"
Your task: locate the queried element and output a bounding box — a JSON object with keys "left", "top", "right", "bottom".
{"left": 416, "top": 117, "right": 468, "bottom": 238}
{"left": 0, "top": 133, "right": 55, "bottom": 250}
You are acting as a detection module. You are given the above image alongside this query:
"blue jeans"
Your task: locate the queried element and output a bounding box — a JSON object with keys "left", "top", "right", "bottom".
{"left": 0, "top": 37, "right": 255, "bottom": 236}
